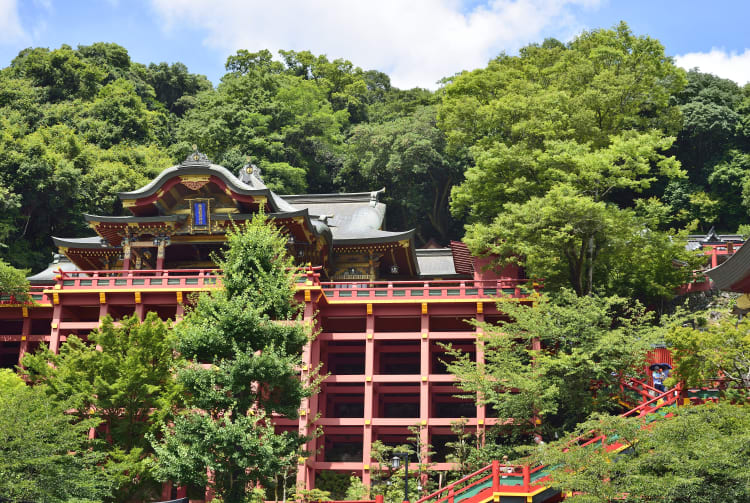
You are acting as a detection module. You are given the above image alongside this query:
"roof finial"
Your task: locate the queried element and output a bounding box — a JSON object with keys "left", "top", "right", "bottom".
{"left": 182, "top": 145, "right": 210, "bottom": 166}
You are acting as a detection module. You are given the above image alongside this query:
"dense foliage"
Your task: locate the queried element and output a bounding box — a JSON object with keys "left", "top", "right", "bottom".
{"left": 4, "top": 23, "right": 746, "bottom": 294}
{"left": 446, "top": 290, "right": 659, "bottom": 438}
{"left": 0, "top": 378, "right": 111, "bottom": 502}
{"left": 21, "top": 314, "right": 181, "bottom": 502}
{"left": 151, "top": 214, "right": 313, "bottom": 502}
{"left": 667, "top": 311, "right": 750, "bottom": 396}
{"left": 539, "top": 404, "right": 750, "bottom": 502}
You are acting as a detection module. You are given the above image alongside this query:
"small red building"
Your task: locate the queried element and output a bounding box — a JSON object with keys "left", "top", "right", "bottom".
{"left": 0, "top": 152, "right": 535, "bottom": 492}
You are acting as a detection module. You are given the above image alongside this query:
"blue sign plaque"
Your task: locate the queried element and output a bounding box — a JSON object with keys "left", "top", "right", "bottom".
{"left": 193, "top": 201, "right": 207, "bottom": 226}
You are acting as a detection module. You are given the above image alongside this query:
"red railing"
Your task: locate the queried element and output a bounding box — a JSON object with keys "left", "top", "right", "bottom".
{"left": 0, "top": 284, "right": 51, "bottom": 305}
{"left": 320, "top": 278, "right": 537, "bottom": 300}
{"left": 52, "top": 267, "right": 323, "bottom": 290}
{"left": 620, "top": 383, "right": 682, "bottom": 418}
{"left": 619, "top": 376, "right": 663, "bottom": 404}
{"left": 57, "top": 268, "right": 223, "bottom": 290}
{"left": 414, "top": 459, "right": 550, "bottom": 503}
{"left": 418, "top": 385, "right": 684, "bottom": 503}
{"left": 575, "top": 384, "right": 682, "bottom": 451}
{"left": 33, "top": 270, "right": 535, "bottom": 302}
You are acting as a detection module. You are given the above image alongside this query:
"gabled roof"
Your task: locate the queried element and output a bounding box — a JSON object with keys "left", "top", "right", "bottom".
{"left": 281, "top": 189, "right": 386, "bottom": 231}
{"left": 416, "top": 248, "right": 463, "bottom": 277}
{"left": 52, "top": 236, "right": 116, "bottom": 249}
{"left": 706, "top": 242, "right": 750, "bottom": 291}
{"left": 27, "top": 254, "right": 79, "bottom": 284}
{"left": 119, "top": 154, "right": 269, "bottom": 200}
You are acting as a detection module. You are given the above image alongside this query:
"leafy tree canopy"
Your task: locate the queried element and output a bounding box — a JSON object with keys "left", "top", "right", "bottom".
{"left": 22, "top": 313, "right": 181, "bottom": 502}
{"left": 152, "top": 214, "right": 313, "bottom": 502}
{"left": 0, "top": 382, "right": 112, "bottom": 503}
{"left": 539, "top": 404, "right": 750, "bottom": 503}
{"left": 446, "top": 290, "right": 659, "bottom": 439}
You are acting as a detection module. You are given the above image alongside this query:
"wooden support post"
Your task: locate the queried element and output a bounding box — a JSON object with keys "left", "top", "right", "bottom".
{"left": 160, "top": 482, "right": 172, "bottom": 501}
{"left": 17, "top": 317, "right": 30, "bottom": 367}
{"left": 492, "top": 460, "right": 500, "bottom": 491}
{"left": 49, "top": 303, "right": 62, "bottom": 354}
{"left": 363, "top": 305, "right": 375, "bottom": 488}
{"left": 156, "top": 240, "right": 166, "bottom": 270}
{"left": 420, "top": 306, "right": 430, "bottom": 479}
{"left": 297, "top": 292, "right": 320, "bottom": 491}
{"left": 205, "top": 467, "right": 215, "bottom": 502}
{"left": 134, "top": 301, "right": 145, "bottom": 321}
{"left": 476, "top": 309, "right": 486, "bottom": 440}
{"left": 122, "top": 239, "right": 131, "bottom": 270}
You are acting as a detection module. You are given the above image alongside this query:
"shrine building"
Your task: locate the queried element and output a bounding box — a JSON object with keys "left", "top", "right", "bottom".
{"left": 0, "top": 151, "right": 535, "bottom": 493}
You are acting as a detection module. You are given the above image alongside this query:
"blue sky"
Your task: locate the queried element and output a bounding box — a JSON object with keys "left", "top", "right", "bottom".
{"left": 1, "top": 0, "right": 749, "bottom": 90}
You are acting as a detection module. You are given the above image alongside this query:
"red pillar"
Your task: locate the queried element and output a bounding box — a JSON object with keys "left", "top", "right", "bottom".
{"left": 362, "top": 304, "right": 375, "bottom": 488}
{"left": 49, "top": 302, "right": 62, "bottom": 354}
{"left": 156, "top": 241, "right": 166, "bottom": 270}
{"left": 134, "top": 292, "right": 145, "bottom": 321}
{"left": 297, "top": 292, "right": 319, "bottom": 491}
{"left": 475, "top": 304, "right": 486, "bottom": 441}
{"left": 419, "top": 302, "right": 430, "bottom": 486}
{"left": 160, "top": 482, "right": 172, "bottom": 501}
{"left": 491, "top": 460, "right": 500, "bottom": 491}
{"left": 17, "top": 316, "right": 30, "bottom": 367}
{"left": 122, "top": 240, "right": 132, "bottom": 270}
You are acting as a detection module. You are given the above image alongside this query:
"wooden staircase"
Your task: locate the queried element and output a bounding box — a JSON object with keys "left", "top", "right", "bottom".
{"left": 414, "top": 381, "right": 683, "bottom": 503}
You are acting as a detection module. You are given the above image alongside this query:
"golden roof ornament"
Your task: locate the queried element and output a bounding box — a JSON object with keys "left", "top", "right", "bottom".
{"left": 181, "top": 145, "right": 211, "bottom": 166}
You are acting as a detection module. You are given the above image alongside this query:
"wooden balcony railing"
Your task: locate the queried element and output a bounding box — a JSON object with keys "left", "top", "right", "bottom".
{"left": 0, "top": 285, "right": 51, "bottom": 305}
{"left": 321, "top": 279, "right": 537, "bottom": 300}
{"left": 3, "top": 269, "right": 535, "bottom": 304}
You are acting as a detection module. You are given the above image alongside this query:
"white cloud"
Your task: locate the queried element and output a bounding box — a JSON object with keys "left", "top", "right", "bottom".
{"left": 148, "top": 0, "right": 600, "bottom": 89}
{"left": 675, "top": 48, "right": 750, "bottom": 86}
{"left": 0, "top": 0, "right": 28, "bottom": 45}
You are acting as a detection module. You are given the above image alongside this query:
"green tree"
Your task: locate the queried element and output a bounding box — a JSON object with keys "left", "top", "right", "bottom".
{"left": 0, "top": 258, "right": 29, "bottom": 300}
{"left": 152, "top": 214, "right": 312, "bottom": 502}
{"left": 0, "top": 43, "right": 176, "bottom": 271}
{"left": 666, "top": 70, "right": 750, "bottom": 231}
{"left": 0, "top": 382, "right": 111, "bottom": 502}
{"left": 441, "top": 23, "right": 690, "bottom": 297}
{"left": 539, "top": 404, "right": 750, "bottom": 502}
{"left": 666, "top": 313, "right": 750, "bottom": 397}
{"left": 9, "top": 45, "right": 106, "bottom": 102}
{"left": 342, "top": 105, "right": 464, "bottom": 243}
{"left": 22, "top": 313, "right": 180, "bottom": 502}
{"left": 446, "top": 291, "right": 658, "bottom": 439}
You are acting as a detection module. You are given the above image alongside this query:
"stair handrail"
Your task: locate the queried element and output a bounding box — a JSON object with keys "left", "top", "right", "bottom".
{"left": 620, "top": 383, "right": 682, "bottom": 419}
{"left": 568, "top": 384, "right": 682, "bottom": 451}
{"left": 414, "top": 464, "right": 492, "bottom": 503}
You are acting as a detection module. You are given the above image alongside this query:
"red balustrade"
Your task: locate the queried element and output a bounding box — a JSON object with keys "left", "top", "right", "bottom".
{"left": 0, "top": 285, "right": 50, "bottom": 305}
{"left": 320, "top": 278, "right": 537, "bottom": 300}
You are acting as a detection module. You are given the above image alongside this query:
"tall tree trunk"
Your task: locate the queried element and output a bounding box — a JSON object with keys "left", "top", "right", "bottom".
{"left": 584, "top": 235, "right": 596, "bottom": 296}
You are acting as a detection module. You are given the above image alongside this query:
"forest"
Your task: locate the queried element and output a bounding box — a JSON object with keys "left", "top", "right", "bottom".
{"left": 1, "top": 22, "right": 750, "bottom": 306}
{"left": 3, "top": 21, "right": 750, "bottom": 503}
